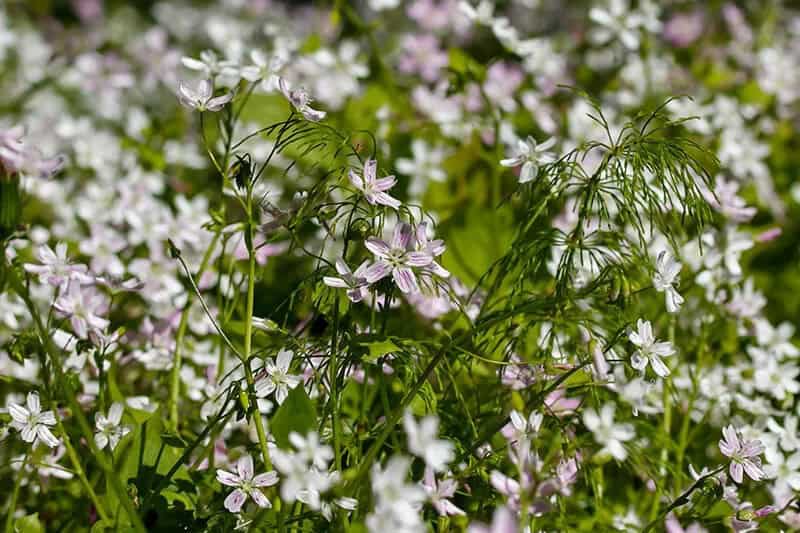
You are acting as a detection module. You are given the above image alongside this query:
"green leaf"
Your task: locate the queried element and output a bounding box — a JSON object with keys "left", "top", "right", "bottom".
{"left": 161, "top": 432, "right": 187, "bottom": 448}
{"left": 442, "top": 206, "right": 515, "bottom": 285}
{"left": 14, "top": 513, "right": 43, "bottom": 533}
{"left": 270, "top": 386, "right": 316, "bottom": 448}
{"left": 360, "top": 339, "right": 399, "bottom": 362}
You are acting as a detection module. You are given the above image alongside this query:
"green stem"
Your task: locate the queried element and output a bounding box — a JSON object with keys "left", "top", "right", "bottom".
{"left": 55, "top": 415, "right": 110, "bottom": 523}
{"left": 242, "top": 192, "right": 272, "bottom": 470}
{"left": 642, "top": 465, "right": 726, "bottom": 532}
{"left": 169, "top": 229, "right": 222, "bottom": 429}
{"left": 349, "top": 343, "right": 450, "bottom": 490}
{"left": 8, "top": 272, "right": 145, "bottom": 532}
{"left": 4, "top": 455, "right": 27, "bottom": 533}
{"left": 329, "top": 299, "right": 342, "bottom": 471}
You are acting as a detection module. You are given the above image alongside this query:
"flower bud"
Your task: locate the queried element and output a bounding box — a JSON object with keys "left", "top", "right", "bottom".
{"left": 591, "top": 339, "right": 610, "bottom": 379}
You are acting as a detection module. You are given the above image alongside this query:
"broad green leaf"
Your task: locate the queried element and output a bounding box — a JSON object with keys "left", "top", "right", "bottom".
{"left": 361, "top": 339, "right": 399, "bottom": 362}
{"left": 270, "top": 385, "right": 316, "bottom": 448}
{"left": 14, "top": 514, "right": 43, "bottom": 533}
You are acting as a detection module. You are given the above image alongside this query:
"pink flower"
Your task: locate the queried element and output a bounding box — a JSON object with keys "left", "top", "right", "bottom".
{"left": 663, "top": 11, "right": 705, "bottom": 48}
{"left": 755, "top": 227, "right": 782, "bottom": 243}
{"left": 216, "top": 455, "right": 279, "bottom": 513}
{"left": 422, "top": 467, "right": 465, "bottom": 517}
{"left": 323, "top": 258, "right": 372, "bottom": 302}
{"left": 398, "top": 34, "right": 449, "bottom": 82}
{"left": 349, "top": 159, "right": 401, "bottom": 208}
{"left": 719, "top": 425, "right": 765, "bottom": 483}
{"left": 53, "top": 283, "right": 109, "bottom": 339}
{"left": 278, "top": 77, "right": 326, "bottom": 122}
{"left": 364, "top": 223, "right": 433, "bottom": 294}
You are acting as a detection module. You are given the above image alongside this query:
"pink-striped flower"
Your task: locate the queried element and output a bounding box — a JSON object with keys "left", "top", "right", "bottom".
{"left": 216, "top": 455, "right": 279, "bottom": 513}
{"left": 323, "top": 258, "right": 371, "bottom": 302}
{"left": 349, "top": 159, "right": 401, "bottom": 208}
{"left": 364, "top": 223, "right": 433, "bottom": 294}
{"left": 719, "top": 425, "right": 765, "bottom": 483}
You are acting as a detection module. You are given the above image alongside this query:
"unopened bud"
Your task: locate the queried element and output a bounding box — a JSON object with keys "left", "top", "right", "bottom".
{"left": 591, "top": 339, "right": 610, "bottom": 379}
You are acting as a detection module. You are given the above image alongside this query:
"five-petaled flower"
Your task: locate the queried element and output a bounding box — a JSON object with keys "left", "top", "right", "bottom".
{"left": 278, "top": 77, "right": 326, "bottom": 122}
{"left": 254, "top": 349, "right": 303, "bottom": 405}
{"left": 403, "top": 410, "right": 454, "bottom": 473}
{"left": 216, "top": 454, "right": 279, "bottom": 513}
{"left": 53, "top": 283, "right": 109, "bottom": 339}
{"left": 8, "top": 392, "right": 60, "bottom": 448}
{"left": 582, "top": 403, "right": 634, "bottom": 461}
{"left": 629, "top": 318, "right": 675, "bottom": 378}
{"left": 323, "top": 258, "right": 371, "bottom": 302}
{"left": 94, "top": 402, "right": 131, "bottom": 451}
{"left": 24, "top": 242, "right": 91, "bottom": 288}
{"left": 178, "top": 79, "right": 233, "bottom": 112}
{"left": 500, "top": 136, "right": 556, "bottom": 183}
{"left": 364, "top": 223, "right": 433, "bottom": 294}
{"left": 719, "top": 425, "right": 765, "bottom": 484}
{"left": 349, "top": 159, "right": 401, "bottom": 208}
{"left": 422, "top": 467, "right": 465, "bottom": 517}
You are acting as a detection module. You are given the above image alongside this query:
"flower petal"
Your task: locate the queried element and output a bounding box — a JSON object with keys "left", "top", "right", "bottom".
{"left": 224, "top": 489, "right": 248, "bottom": 513}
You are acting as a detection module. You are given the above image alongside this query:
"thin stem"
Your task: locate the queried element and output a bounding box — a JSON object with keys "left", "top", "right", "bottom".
{"left": 329, "top": 298, "right": 342, "bottom": 471}
{"left": 642, "top": 465, "right": 726, "bottom": 532}
{"left": 4, "top": 454, "right": 27, "bottom": 533}
{"left": 169, "top": 229, "right": 222, "bottom": 429}
{"left": 242, "top": 191, "right": 272, "bottom": 470}
{"left": 55, "top": 415, "right": 110, "bottom": 523}
{"left": 7, "top": 271, "right": 146, "bottom": 532}
{"left": 348, "top": 343, "right": 450, "bottom": 490}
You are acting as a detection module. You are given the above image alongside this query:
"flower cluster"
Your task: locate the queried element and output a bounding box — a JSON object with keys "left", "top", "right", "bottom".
{"left": 2, "top": 1, "right": 800, "bottom": 531}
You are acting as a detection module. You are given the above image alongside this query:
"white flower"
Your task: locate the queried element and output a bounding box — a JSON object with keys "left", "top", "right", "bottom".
{"left": 368, "top": 0, "right": 401, "bottom": 10}
{"left": 94, "top": 402, "right": 131, "bottom": 451}
{"left": 500, "top": 136, "right": 556, "bottom": 183}
{"left": 240, "top": 50, "right": 285, "bottom": 93}
{"left": 403, "top": 410, "right": 454, "bottom": 473}
{"left": 216, "top": 454, "right": 279, "bottom": 513}
{"left": 181, "top": 50, "right": 227, "bottom": 78}
{"left": 395, "top": 139, "right": 448, "bottom": 198}
{"left": 629, "top": 319, "right": 675, "bottom": 378}
{"left": 753, "top": 357, "right": 799, "bottom": 401}
{"left": 254, "top": 349, "right": 302, "bottom": 405}
{"left": 459, "top": 1, "right": 495, "bottom": 25}
{"left": 719, "top": 425, "right": 764, "bottom": 484}
{"left": 653, "top": 250, "right": 684, "bottom": 313}
{"left": 278, "top": 77, "right": 326, "bottom": 122}
{"left": 178, "top": 79, "right": 233, "bottom": 112}
{"left": 767, "top": 416, "right": 800, "bottom": 452}
{"left": 8, "top": 392, "right": 60, "bottom": 448}
{"left": 501, "top": 409, "right": 543, "bottom": 448}
{"left": 764, "top": 447, "right": 800, "bottom": 494}
{"left": 582, "top": 403, "right": 634, "bottom": 460}
{"left": 367, "top": 455, "right": 426, "bottom": 532}
{"left": 272, "top": 432, "right": 334, "bottom": 508}
{"left": 23, "top": 242, "right": 91, "bottom": 288}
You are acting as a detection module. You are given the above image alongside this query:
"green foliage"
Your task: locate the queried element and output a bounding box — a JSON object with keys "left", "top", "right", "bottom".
{"left": 270, "top": 385, "right": 317, "bottom": 448}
